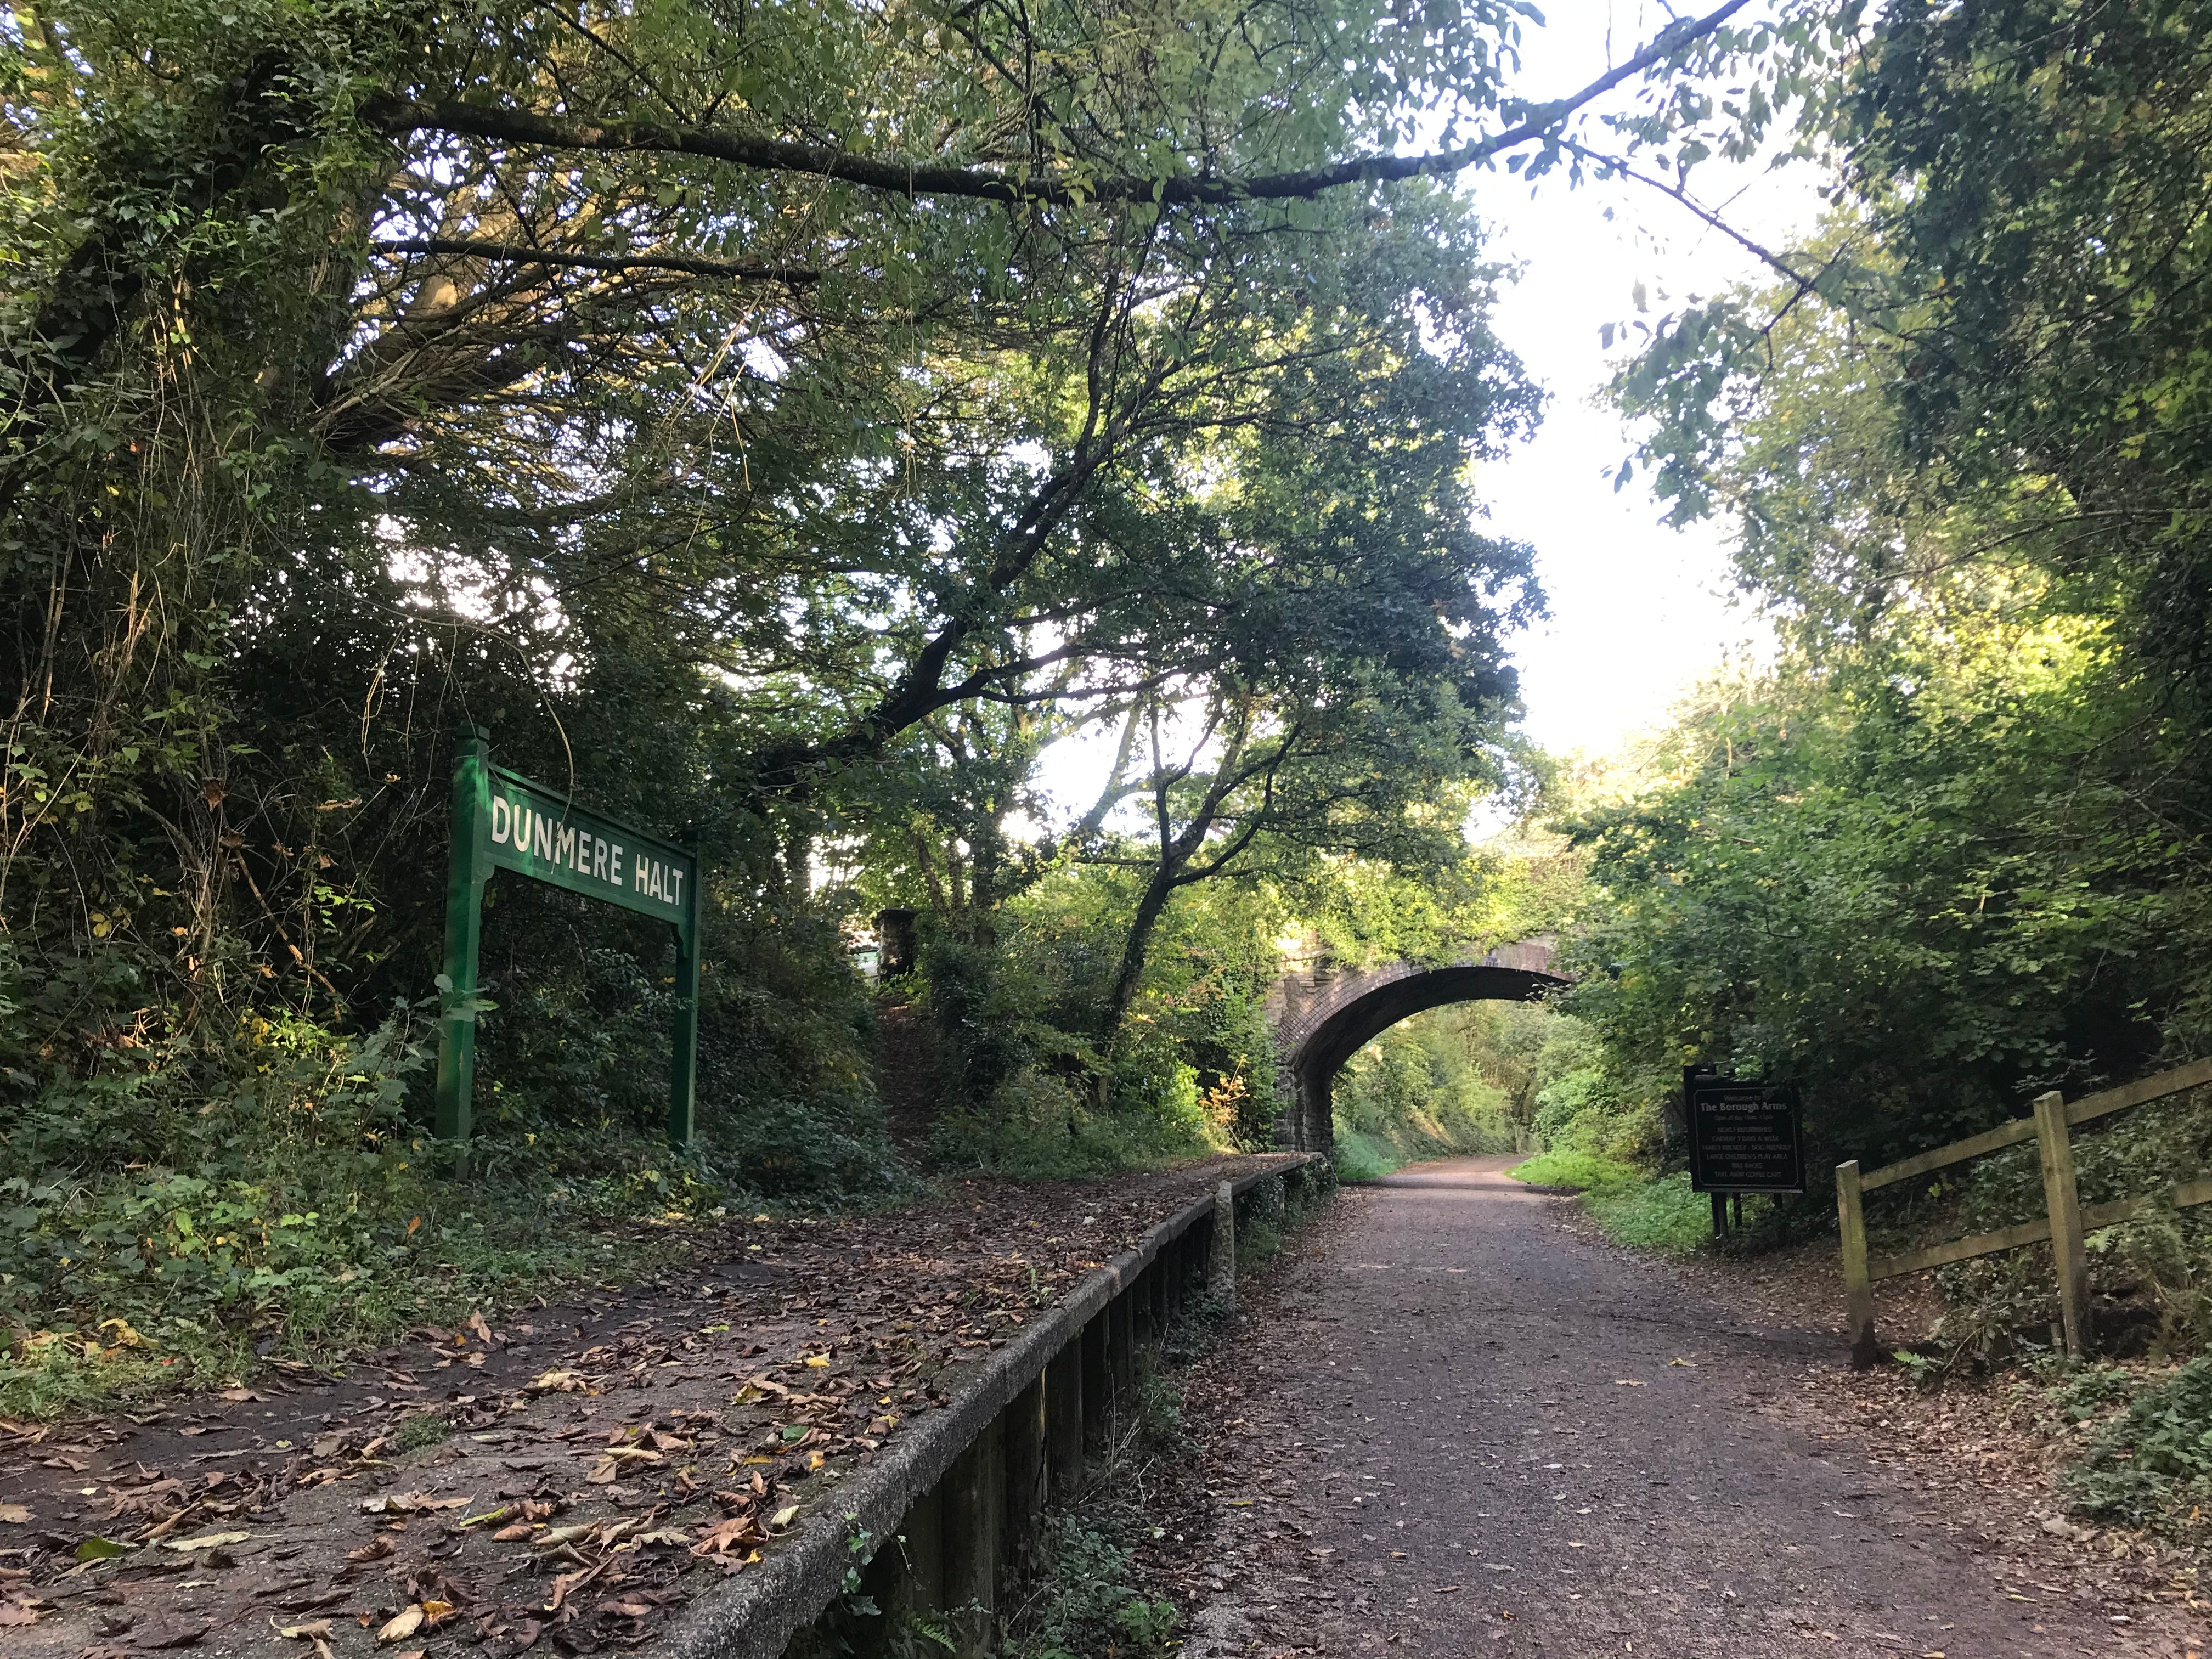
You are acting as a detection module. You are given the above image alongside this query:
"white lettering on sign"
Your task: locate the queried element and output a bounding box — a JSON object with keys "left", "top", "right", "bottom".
{"left": 486, "top": 785, "right": 686, "bottom": 912}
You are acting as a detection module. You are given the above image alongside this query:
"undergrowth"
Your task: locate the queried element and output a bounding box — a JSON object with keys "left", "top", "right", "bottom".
{"left": 1503, "top": 1153, "right": 1714, "bottom": 1252}
{"left": 1330, "top": 1013, "right": 1520, "bottom": 1181}
{"left": 1, "top": 921, "right": 911, "bottom": 1417}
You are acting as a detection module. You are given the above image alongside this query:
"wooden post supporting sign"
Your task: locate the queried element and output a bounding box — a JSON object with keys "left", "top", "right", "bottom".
{"left": 434, "top": 726, "right": 702, "bottom": 1144}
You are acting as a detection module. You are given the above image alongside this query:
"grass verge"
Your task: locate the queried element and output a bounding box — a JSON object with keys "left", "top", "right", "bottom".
{"left": 1333, "top": 1121, "right": 1510, "bottom": 1182}
{"left": 1505, "top": 1154, "right": 1713, "bottom": 1252}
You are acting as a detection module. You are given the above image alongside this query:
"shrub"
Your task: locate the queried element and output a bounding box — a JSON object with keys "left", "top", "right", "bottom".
{"left": 2063, "top": 1356, "right": 2212, "bottom": 1529}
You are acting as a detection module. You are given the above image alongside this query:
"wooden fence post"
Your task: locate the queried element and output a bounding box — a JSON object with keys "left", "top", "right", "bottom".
{"left": 2033, "top": 1090, "right": 2091, "bottom": 1358}
{"left": 1836, "top": 1160, "right": 1877, "bottom": 1368}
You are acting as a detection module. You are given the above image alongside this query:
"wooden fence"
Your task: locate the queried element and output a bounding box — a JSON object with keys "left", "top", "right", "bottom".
{"left": 1835, "top": 1056, "right": 2212, "bottom": 1366}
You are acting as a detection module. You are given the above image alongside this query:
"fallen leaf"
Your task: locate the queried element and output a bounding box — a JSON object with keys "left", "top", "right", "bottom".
{"left": 1613, "top": 1379, "right": 1646, "bottom": 1387}
{"left": 217, "top": 1389, "right": 260, "bottom": 1403}
{"left": 275, "top": 1622, "right": 333, "bottom": 1640}
{"left": 0, "top": 1504, "right": 27, "bottom": 1525}
{"left": 768, "top": 1504, "right": 799, "bottom": 1531}
{"left": 132, "top": 1618, "right": 209, "bottom": 1649}
{"left": 162, "top": 1531, "right": 250, "bottom": 1553}
{"left": 419, "top": 1600, "right": 454, "bottom": 1626}
{"left": 803, "top": 1355, "right": 830, "bottom": 1369}
{"left": 346, "top": 1538, "right": 396, "bottom": 1564}
{"left": 76, "top": 1536, "right": 132, "bottom": 1560}
{"left": 360, "top": 1492, "right": 471, "bottom": 1515}
{"left": 0, "top": 1600, "right": 43, "bottom": 1627}
{"left": 492, "top": 1522, "right": 534, "bottom": 1542}
{"left": 690, "top": 1516, "right": 761, "bottom": 1557}
{"left": 377, "top": 1606, "right": 424, "bottom": 1644}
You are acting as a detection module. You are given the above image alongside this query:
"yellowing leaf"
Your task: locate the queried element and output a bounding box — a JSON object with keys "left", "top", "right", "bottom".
{"left": 377, "top": 1606, "right": 425, "bottom": 1644}
{"left": 768, "top": 1504, "right": 800, "bottom": 1531}
{"left": 276, "top": 1622, "right": 333, "bottom": 1640}
{"left": 803, "top": 1354, "right": 830, "bottom": 1368}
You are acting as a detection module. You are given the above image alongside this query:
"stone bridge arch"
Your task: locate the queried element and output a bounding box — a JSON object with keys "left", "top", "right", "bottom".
{"left": 1264, "top": 938, "right": 1567, "bottom": 1153}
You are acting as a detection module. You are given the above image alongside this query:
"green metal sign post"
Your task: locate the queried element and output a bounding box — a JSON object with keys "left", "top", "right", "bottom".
{"left": 434, "top": 726, "right": 702, "bottom": 1145}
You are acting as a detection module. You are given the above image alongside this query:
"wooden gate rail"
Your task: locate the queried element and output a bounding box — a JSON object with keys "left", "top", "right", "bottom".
{"left": 1836, "top": 1056, "right": 2212, "bottom": 1366}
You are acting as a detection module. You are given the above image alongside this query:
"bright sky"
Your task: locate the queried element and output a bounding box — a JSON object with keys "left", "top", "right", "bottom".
{"left": 1466, "top": 3, "right": 1822, "bottom": 763}
{"left": 1032, "top": 5, "right": 1826, "bottom": 824}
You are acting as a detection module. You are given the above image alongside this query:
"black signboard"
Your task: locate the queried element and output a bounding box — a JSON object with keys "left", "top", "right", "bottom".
{"left": 1685, "top": 1075, "right": 1805, "bottom": 1194}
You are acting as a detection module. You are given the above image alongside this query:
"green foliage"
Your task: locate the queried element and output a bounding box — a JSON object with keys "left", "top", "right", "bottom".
{"left": 1586, "top": 2, "right": 2212, "bottom": 1195}
{"left": 1505, "top": 1149, "right": 1637, "bottom": 1192}
{"left": 0, "top": 0, "right": 1753, "bottom": 1406}
{"left": 1582, "top": 1173, "right": 1714, "bottom": 1254}
{"left": 394, "top": 1410, "right": 450, "bottom": 1452}
{"left": 1020, "top": 1513, "right": 1181, "bottom": 1659}
{"left": 1504, "top": 1154, "right": 1710, "bottom": 1252}
{"left": 2063, "top": 1358, "right": 2212, "bottom": 1530}
{"left": 1332, "top": 1012, "right": 1518, "bottom": 1181}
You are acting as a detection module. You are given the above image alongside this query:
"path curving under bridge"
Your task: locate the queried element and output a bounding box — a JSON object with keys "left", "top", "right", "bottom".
{"left": 1265, "top": 939, "right": 1567, "bottom": 1152}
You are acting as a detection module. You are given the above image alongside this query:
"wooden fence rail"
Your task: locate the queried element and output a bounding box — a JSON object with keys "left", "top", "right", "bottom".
{"left": 1836, "top": 1056, "right": 2212, "bottom": 1365}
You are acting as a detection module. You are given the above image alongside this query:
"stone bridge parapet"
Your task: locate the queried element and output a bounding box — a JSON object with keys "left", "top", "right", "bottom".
{"left": 1265, "top": 937, "right": 1567, "bottom": 1152}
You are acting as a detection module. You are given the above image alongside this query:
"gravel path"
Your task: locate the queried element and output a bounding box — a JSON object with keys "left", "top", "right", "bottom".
{"left": 1172, "top": 1156, "right": 2208, "bottom": 1659}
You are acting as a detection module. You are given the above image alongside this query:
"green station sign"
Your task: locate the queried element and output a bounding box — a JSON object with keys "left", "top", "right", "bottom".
{"left": 434, "top": 727, "right": 701, "bottom": 1145}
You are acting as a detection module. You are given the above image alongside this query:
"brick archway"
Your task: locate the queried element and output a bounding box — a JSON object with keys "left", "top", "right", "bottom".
{"left": 1264, "top": 939, "right": 1567, "bottom": 1152}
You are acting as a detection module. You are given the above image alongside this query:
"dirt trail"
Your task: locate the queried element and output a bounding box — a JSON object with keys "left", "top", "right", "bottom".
{"left": 1170, "top": 1156, "right": 2209, "bottom": 1658}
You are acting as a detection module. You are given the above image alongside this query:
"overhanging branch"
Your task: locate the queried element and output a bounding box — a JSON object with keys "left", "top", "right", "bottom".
{"left": 376, "top": 238, "right": 821, "bottom": 285}
{"left": 376, "top": 3, "right": 1746, "bottom": 209}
